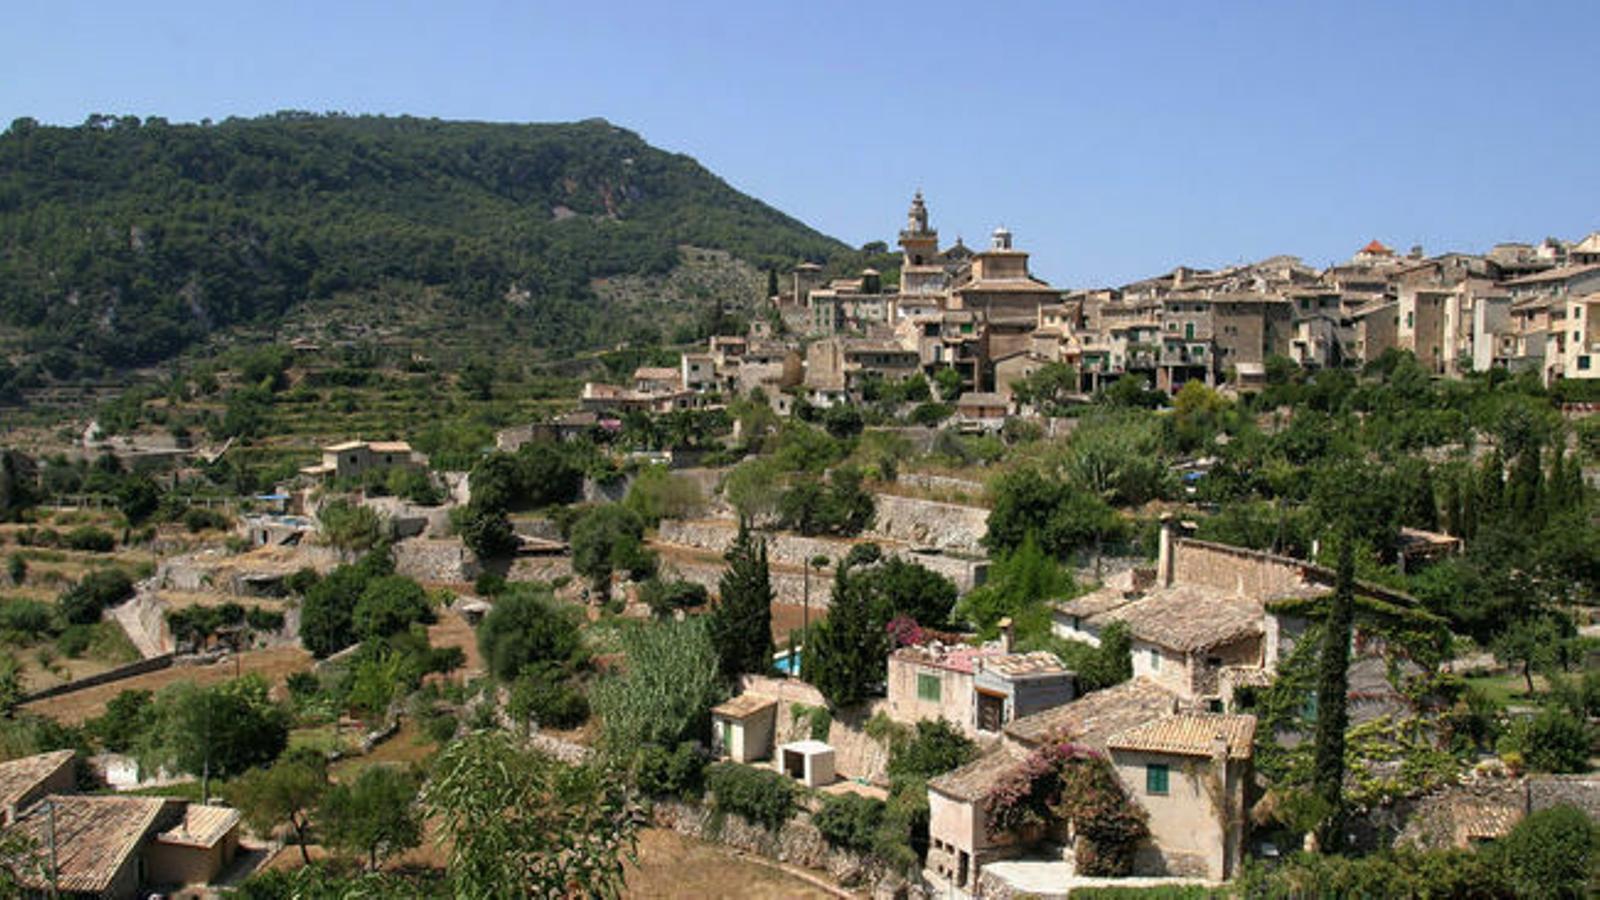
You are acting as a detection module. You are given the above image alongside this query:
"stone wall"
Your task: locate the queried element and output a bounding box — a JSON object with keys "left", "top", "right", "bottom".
{"left": 869, "top": 494, "right": 989, "bottom": 555}
{"left": 655, "top": 519, "right": 986, "bottom": 594}
{"left": 650, "top": 798, "right": 881, "bottom": 889}
{"left": 392, "top": 537, "right": 480, "bottom": 584}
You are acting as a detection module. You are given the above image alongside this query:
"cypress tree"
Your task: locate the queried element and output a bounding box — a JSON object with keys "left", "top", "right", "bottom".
{"left": 1313, "top": 537, "right": 1355, "bottom": 853}
{"left": 805, "top": 556, "right": 886, "bottom": 708}
{"left": 710, "top": 520, "right": 773, "bottom": 678}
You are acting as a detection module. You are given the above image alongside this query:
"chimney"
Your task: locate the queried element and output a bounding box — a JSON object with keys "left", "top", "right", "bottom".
{"left": 998, "top": 617, "right": 1014, "bottom": 654}
{"left": 1157, "top": 514, "right": 1176, "bottom": 587}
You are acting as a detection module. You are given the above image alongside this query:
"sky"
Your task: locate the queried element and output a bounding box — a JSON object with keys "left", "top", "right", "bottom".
{"left": 4, "top": 0, "right": 1598, "bottom": 287}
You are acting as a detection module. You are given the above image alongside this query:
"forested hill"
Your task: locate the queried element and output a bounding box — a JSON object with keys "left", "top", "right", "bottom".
{"left": 0, "top": 112, "right": 847, "bottom": 374}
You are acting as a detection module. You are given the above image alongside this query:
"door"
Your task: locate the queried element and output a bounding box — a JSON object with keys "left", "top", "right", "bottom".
{"left": 977, "top": 690, "right": 1006, "bottom": 732}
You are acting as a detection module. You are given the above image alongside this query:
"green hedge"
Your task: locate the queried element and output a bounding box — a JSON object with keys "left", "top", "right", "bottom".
{"left": 706, "top": 762, "right": 797, "bottom": 831}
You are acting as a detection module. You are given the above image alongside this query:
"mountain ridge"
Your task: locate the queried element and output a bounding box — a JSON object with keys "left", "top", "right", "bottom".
{"left": 0, "top": 112, "right": 849, "bottom": 384}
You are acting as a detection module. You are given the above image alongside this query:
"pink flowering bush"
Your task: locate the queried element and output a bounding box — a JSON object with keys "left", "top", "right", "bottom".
{"left": 983, "top": 741, "right": 1148, "bottom": 876}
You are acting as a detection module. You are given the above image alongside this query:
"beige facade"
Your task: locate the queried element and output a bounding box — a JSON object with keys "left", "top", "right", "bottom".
{"left": 711, "top": 694, "right": 778, "bottom": 764}
{"left": 300, "top": 440, "right": 425, "bottom": 481}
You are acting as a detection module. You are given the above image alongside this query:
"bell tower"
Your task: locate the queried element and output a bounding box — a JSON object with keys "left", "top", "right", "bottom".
{"left": 898, "top": 191, "right": 939, "bottom": 268}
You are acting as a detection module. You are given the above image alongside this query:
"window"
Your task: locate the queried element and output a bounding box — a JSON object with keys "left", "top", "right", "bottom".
{"left": 1148, "top": 648, "right": 1161, "bottom": 671}
{"left": 917, "top": 673, "right": 942, "bottom": 701}
{"left": 1580, "top": 356, "right": 1592, "bottom": 371}
{"left": 1146, "top": 763, "right": 1170, "bottom": 795}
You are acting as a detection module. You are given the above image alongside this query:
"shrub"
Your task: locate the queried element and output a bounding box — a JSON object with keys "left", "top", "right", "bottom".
{"left": 182, "top": 507, "right": 232, "bottom": 533}
{"left": 55, "top": 625, "right": 92, "bottom": 657}
{"left": 64, "top": 526, "right": 115, "bottom": 552}
{"left": 507, "top": 666, "right": 590, "bottom": 730}
{"left": 0, "top": 600, "right": 59, "bottom": 641}
{"left": 246, "top": 607, "right": 286, "bottom": 632}
{"left": 634, "top": 742, "right": 707, "bottom": 799}
{"left": 1495, "top": 804, "right": 1597, "bottom": 898}
{"left": 706, "top": 762, "right": 797, "bottom": 830}
{"left": 58, "top": 569, "right": 134, "bottom": 625}
{"left": 476, "top": 586, "right": 587, "bottom": 682}
{"left": 813, "top": 793, "right": 885, "bottom": 852}
{"left": 638, "top": 578, "right": 708, "bottom": 618}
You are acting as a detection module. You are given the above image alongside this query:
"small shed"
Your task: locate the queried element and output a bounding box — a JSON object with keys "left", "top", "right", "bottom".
{"left": 775, "top": 740, "right": 836, "bottom": 788}
{"left": 711, "top": 694, "right": 778, "bottom": 763}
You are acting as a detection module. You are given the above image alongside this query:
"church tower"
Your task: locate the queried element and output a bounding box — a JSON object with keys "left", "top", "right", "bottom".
{"left": 898, "top": 191, "right": 949, "bottom": 298}
{"left": 898, "top": 191, "right": 939, "bottom": 267}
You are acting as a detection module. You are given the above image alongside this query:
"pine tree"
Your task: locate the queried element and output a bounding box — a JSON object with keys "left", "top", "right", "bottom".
{"left": 805, "top": 556, "right": 886, "bottom": 708}
{"left": 709, "top": 520, "right": 773, "bottom": 678}
{"left": 766, "top": 268, "right": 779, "bottom": 299}
{"left": 1313, "top": 537, "right": 1355, "bottom": 853}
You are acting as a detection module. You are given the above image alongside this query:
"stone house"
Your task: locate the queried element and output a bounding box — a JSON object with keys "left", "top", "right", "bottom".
{"left": 926, "top": 677, "right": 1257, "bottom": 891}
{"left": 0, "top": 750, "right": 242, "bottom": 900}
{"left": 953, "top": 392, "right": 1010, "bottom": 433}
{"left": 1349, "top": 299, "right": 1399, "bottom": 364}
{"left": 298, "top": 440, "right": 426, "bottom": 481}
{"left": 711, "top": 693, "right": 778, "bottom": 764}
{"left": 886, "top": 637, "right": 1073, "bottom": 739}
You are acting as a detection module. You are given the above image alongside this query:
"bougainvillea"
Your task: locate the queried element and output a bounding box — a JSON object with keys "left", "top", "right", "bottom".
{"left": 983, "top": 741, "right": 1149, "bottom": 876}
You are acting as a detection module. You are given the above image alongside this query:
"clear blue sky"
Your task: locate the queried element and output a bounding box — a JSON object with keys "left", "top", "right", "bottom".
{"left": 4, "top": 1, "right": 1597, "bottom": 286}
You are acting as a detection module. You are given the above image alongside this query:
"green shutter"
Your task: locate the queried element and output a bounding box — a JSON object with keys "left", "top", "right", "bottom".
{"left": 1146, "top": 764, "right": 1169, "bottom": 795}
{"left": 917, "top": 673, "right": 941, "bottom": 701}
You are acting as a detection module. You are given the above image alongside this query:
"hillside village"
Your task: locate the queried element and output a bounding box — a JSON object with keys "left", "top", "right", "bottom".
{"left": 580, "top": 194, "right": 1600, "bottom": 426}
{"left": 0, "top": 192, "right": 1595, "bottom": 897}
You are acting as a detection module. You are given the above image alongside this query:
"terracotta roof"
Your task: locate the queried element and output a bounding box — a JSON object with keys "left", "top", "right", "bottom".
{"left": 928, "top": 742, "right": 1025, "bottom": 802}
{"left": 633, "top": 367, "right": 681, "bottom": 381}
{"left": 893, "top": 643, "right": 1004, "bottom": 675}
{"left": 156, "top": 803, "right": 240, "bottom": 848}
{"left": 1501, "top": 263, "right": 1600, "bottom": 287}
{"left": 9, "top": 795, "right": 172, "bottom": 894}
{"left": 1360, "top": 239, "right": 1394, "bottom": 255}
{"left": 711, "top": 694, "right": 778, "bottom": 720}
{"left": 1095, "top": 585, "right": 1265, "bottom": 652}
{"left": 1107, "top": 713, "right": 1257, "bottom": 760}
{"left": 0, "top": 751, "right": 74, "bottom": 812}
{"left": 1005, "top": 677, "right": 1179, "bottom": 749}
{"left": 323, "top": 440, "right": 366, "bottom": 452}
{"left": 960, "top": 278, "right": 1061, "bottom": 294}
{"left": 982, "top": 651, "right": 1070, "bottom": 679}
{"left": 367, "top": 441, "right": 412, "bottom": 454}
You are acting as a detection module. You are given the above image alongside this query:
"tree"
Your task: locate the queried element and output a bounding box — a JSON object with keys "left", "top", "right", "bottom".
{"left": 933, "top": 366, "right": 963, "bottom": 402}
{"left": 353, "top": 575, "right": 434, "bottom": 640}
{"left": 1011, "top": 362, "right": 1079, "bottom": 414}
{"left": 421, "top": 731, "right": 639, "bottom": 899}
{"left": 591, "top": 617, "right": 725, "bottom": 750}
{"left": 318, "top": 765, "right": 422, "bottom": 871}
{"left": 476, "top": 586, "right": 587, "bottom": 683}
{"left": 139, "top": 676, "right": 290, "bottom": 802}
{"left": 457, "top": 502, "right": 518, "bottom": 559}
{"left": 709, "top": 521, "right": 772, "bottom": 678}
{"left": 821, "top": 404, "right": 864, "bottom": 440}
{"left": 460, "top": 361, "right": 494, "bottom": 401}
{"left": 985, "top": 467, "right": 1122, "bottom": 560}
{"left": 854, "top": 557, "right": 958, "bottom": 629}
{"left": 318, "top": 500, "right": 385, "bottom": 553}
{"left": 954, "top": 534, "right": 1076, "bottom": 638}
{"left": 569, "top": 505, "right": 655, "bottom": 597}
{"left": 300, "top": 553, "right": 392, "bottom": 658}
{"left": 1312, "top": 539, "right": 1355, "bottom": 853}
{"left": 806, "top": 555, "right": 886, "bottom": 708}
{"left": 224, "top": 751, "right": 328, "bottom": 865}
{"left": 1496, "top": 805, "right": 1597, "bottom": 899}
{"left": 57, "top": 569, "right": 134, "bottom": 625}
{"left": 86, "top": 689, "right": 153, "bottom": 753}
{"left": 1492, "top": 612, "right": 1567, "bottom": 696}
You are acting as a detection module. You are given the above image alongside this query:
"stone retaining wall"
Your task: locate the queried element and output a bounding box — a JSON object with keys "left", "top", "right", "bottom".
{"left": 650, "top": 799, "right": 881, "bottom": 889}
{"left": 869, "top": 494, "right": 989, "bottom": 555}
{"left": 656, "top": 519, "right": 985, "bottom": 593}
{"left": 393, "top": 537, "right": 480, "bottom": 584}
{"left": 20, "top": 653, "right": 174, "bottom": 702}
